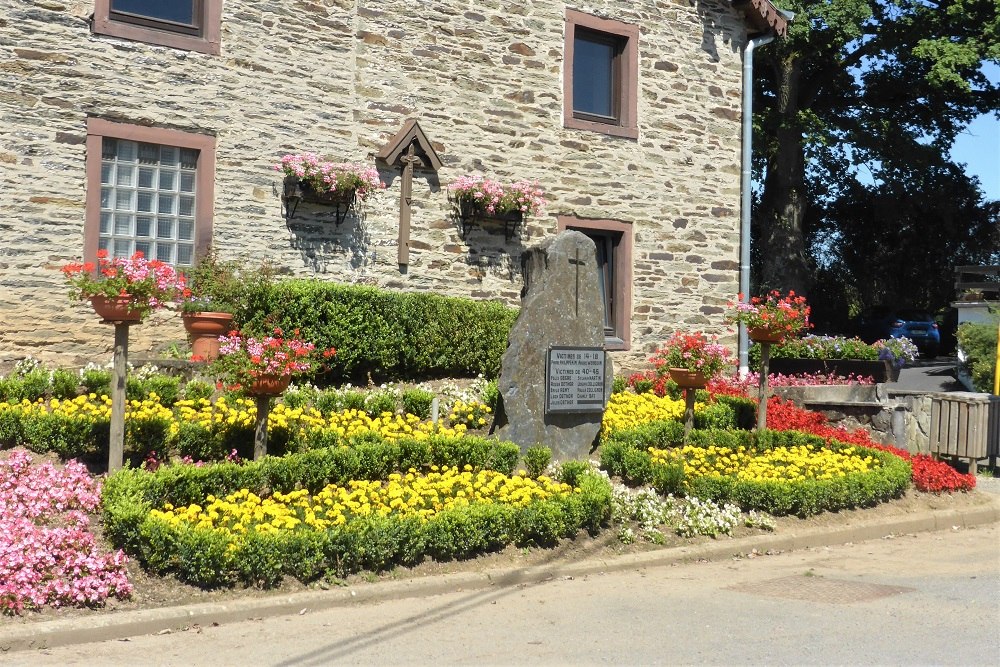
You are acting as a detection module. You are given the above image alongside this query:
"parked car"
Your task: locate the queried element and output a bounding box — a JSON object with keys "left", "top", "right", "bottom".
{"left": 858, "top": 307, "right": 941, "bottom": 357}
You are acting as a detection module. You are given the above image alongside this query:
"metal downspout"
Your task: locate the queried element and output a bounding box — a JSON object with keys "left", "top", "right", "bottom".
{"left": 738, "top": 32, "right": 775, "bottom": 376}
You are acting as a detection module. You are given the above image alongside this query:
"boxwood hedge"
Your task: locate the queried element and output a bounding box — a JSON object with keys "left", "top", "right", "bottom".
{"left": 233, "top": 280, "right": 518, "bottom": 383}
{"left": 102, "top": 433, "right": 613, "bottom": 588}
{"left": 600, "top": 426, "right": 911, "bottom": 517}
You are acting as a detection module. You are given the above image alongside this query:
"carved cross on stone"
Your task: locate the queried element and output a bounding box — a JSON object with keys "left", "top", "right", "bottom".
{"left": 568, "top": 248, "right": 585, "bottom": 316}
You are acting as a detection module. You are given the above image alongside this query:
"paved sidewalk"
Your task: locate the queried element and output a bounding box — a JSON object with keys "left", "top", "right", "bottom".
{"left": 3, "top": 493, "right": 999, "bottom": 655}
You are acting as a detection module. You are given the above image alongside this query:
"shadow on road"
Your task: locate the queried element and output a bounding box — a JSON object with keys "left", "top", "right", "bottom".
{"left": 274, "top": 534, "right": 616, "bottom": 666}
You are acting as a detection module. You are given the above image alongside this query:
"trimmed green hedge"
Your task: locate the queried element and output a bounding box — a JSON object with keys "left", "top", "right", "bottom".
{"left": 133, "top": 470, "right": 612, "bottom": 589}
{"left": 102, "top": 434, "right": 612, "bottom": 588}
{"left": 600, "top": 426, "right": 911, "bottom": 517}
{"left": 233, "top": 280, "right": 518, "bottom": 383}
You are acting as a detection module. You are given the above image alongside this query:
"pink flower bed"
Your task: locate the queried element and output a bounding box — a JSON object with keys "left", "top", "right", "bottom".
{"left": 0, "top": 450, "right": 132, "bottom": 614}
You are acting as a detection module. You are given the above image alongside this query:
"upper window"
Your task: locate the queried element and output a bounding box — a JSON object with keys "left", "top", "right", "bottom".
{"left": 557, "top": 216, "right": 634, "bottom": 350}
{"left": 563, "top": 9, "right": 639, "bottom": 139}
{"left": 85, "top": 118, "right": 216, "bottom": 268}
{"left": 92, "top": 0, "right": 223, "bottom": 55}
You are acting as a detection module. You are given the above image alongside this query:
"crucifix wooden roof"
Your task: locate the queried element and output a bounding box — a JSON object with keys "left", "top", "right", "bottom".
{"left": 376, "top": 119, "right": 442, "bottom": 171}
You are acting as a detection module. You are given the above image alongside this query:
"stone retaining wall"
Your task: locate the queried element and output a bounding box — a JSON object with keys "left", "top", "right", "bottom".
{"left": 1, "top": 1, "right": 753, "bottom": 372}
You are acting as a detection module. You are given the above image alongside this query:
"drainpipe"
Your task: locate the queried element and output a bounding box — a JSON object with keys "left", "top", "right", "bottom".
{"left": 738, "top": 32, "right": 775, "bottom": 376}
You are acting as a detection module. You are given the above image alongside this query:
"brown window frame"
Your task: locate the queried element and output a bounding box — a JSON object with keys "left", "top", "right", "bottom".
{"left": 92, "top": 0, "right": 223, "bottom": 55}
{"left": 85, "top": 117, "right": 216, "bottom": 266}
{"left": 558, "top": 216, "right": 633, "bottom": 351}
{"left": 563, "top": 8, "right": 639, "bottom": 140}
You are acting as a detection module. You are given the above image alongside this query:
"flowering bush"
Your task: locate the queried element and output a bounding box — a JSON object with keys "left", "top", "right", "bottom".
{"left": 61, "top": 250, "right": 186, "bottom": 317}
{"left": 770, "top": 335, "right": 876, "bottom": 360}
{"left": 179, "top": 250, "right": 243, "bottom": 315}
{"left": 213, "top": 328, "right": 335, "bottom": 390}
{"left": 763, "top": 397, "right": 976, "bottom": 493}
{"left": 449, "top": 175, "right": 546, "bottom": 217}
{"left": 726, "top": 290, "right": 811, "bottom": 340}
{"left": 601, "top": 391, "right": 693, "bottom": 437}
{"left": 650, "top": 331, "right": 732, "bottom": 377}
{"left": 275, "top": 153, "right": 385, "bottom": 202}
{"left": 874, "top": 337, "right": 919, "bottom": 369}
{"left": 0, "top": 450, "right": 132, "bottom": 614}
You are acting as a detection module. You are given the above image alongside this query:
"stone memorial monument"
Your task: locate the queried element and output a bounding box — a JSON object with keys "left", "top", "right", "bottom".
{"left": 491, "top": 230, "right": 613, "bottom": 460}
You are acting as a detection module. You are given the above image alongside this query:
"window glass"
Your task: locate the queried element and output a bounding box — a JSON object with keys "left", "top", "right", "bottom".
{"left": 573, "top": 32, "right": 616, "bottom": 119}
{"left": 99, "top": 137, "right": 198, "bottom": 267}
{"left": 111, "top": 0, "right": 196, "bottom": 26}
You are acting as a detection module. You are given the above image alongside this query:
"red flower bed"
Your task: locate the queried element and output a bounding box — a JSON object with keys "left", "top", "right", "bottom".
{"left": 764, "top": 397, "right": 976, "bottom": 493}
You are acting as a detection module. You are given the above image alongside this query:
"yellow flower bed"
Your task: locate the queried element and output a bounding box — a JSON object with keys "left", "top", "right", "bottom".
{"left": 1, "top": 393, "right": 474, "bottom": 451}
{"left": 0, "top": 394, "right": 111, "bottom": 421}
{"left": 649, "top": 443, "right": 878, "bottom": 483}
{"left": 150, "top": 465, "right": 577, "bottom": 535}
{"left": 601, "top": 391, "right": 695, "bottom": 437}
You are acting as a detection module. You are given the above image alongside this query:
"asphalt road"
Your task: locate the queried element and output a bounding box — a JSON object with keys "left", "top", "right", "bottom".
{"left": 16, "top": 523, "right": 1000, "bottom": 667}
{"left": 893, "top": 356, "right": 967, "bottom": 393}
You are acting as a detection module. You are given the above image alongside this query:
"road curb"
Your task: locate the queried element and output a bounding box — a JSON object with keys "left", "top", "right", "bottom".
{"left": 3, "top": 496, "right": 999, "bottom": 654}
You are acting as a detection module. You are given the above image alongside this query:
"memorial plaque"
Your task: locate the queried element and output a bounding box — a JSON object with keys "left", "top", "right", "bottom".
{"left": 545, "top": 345, "right": 607, "bottom": 414}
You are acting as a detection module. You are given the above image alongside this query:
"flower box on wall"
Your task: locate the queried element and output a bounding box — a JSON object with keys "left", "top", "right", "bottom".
{"left": 767, "top": 358, "right": 896, "bottom": 382}
{"left": 448, "top": 176, "right": 546, "bottom": 242}
{"left": 275, "top": 156, "right": 385, "bottom": 225}
{"left": 457, "top": 199, "right": 524, "bottom": 241}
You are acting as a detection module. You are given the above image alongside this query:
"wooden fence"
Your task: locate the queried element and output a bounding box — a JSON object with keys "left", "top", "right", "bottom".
{"left": 929, "top": 393, "right": 1000, "bottom": 474}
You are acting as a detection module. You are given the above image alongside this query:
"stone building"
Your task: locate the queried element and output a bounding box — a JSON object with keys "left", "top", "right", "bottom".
{"left": 0, "top": 0, "right": 786, "bottom": 371}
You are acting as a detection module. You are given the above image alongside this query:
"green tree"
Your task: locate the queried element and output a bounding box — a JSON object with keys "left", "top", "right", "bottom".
{"left": 753, "top": 0, "right": 1000, "bottom": 312}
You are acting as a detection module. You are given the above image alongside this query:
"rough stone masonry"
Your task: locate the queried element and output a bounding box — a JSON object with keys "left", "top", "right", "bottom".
{"left": 1, "top": 1, "right": 752, "bottom": 371}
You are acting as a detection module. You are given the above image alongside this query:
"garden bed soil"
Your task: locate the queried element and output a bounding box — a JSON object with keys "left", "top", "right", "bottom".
{"left": 4, "top": 439, "right": 995, "bottom": 629}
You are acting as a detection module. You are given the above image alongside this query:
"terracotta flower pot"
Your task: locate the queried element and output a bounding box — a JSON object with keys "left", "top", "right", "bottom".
{"left": 668, "top": 368, "right": 708, "bottom": 389}
{"left": 747, "top": 327, "right": 785, "bottom": 344}
{"left": 90, "top": 295, "right": 143, "bottom": 323}
{"left": 248, "top": 374, "right": 291, "bottom": 397}
{"left": 182, "top": 312, "right": 235, "bottom": 361}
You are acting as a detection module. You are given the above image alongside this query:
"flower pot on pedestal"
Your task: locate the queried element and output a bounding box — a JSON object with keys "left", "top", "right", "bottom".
{"left": 90, "top": 295, "right": 144, "bottom": 323}
{"left": 182, "top": 312, "right": 234, "bottom": 361}
{"left": 248, "top": 374, "right": 291, "bottom": 397}
{"left": 668, "top": 368, "right": 708, "bottom": 389}
{"left": 747, "top": 327, "right": 785, "bottom": 344}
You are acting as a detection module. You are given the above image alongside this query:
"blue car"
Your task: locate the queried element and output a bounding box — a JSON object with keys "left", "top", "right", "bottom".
{"left": 859, "top": 308, "right": 940, "bottom": 358}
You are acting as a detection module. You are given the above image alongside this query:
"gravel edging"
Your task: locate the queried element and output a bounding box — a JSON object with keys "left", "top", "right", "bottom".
{"left": 3, "top": 494, "right": 999, "bottom": 655}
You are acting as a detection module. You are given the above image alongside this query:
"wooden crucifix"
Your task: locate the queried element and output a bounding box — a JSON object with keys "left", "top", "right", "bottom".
{"left": 375, "top": 119, "right": 443, "bottom": 269}
{"left": 397, "top": 141, "right": 423, "bottom": 266}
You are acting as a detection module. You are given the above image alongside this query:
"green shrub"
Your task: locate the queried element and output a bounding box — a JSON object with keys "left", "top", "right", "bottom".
{"left": 611, "top": 375, "right": 628, "bottom": 394}
{"left": 175, "top": 421, "right": 224, "bottom": 462}
{"left": 2, "top": 370, "right": 50, "bottom": 403}
{"left": 480, "top": 379, "right": 500, "bottom": 410}
{"left": 126, "top": 375, "right": 182, "bottom": 406}
{"left": 80, "top": 367, "right": 112, "bottom": 396}
{"left": 50, "top": 369, "right": 80, "bottom": 399}
{"left": 182, "top": 380, "right": 215, "bottom": 403}
{"left": 556, "top": 460, "right": 591, "bottom": 487}
{"left": 316, "top": 388, "right": 366, "bottom": 414}
{"left": 401, "top": 388, "right": 436, "bottom": 420}
{"left": 364, "top": 389, "right": 398, "bottom": 417}
{"left": 21, "top": 411, "right": 98, "bottom": 459}
{"left": 234, "top": 280, "right": 517, "bottom": 384}
{"left": 523, "top": 446, "right": 551, "bottom": 478}
{"left": 956, "top": 318, "right": 998, "bottom": 392}
{"left": 0, "top": 406, "right": 25, "bottom": 448}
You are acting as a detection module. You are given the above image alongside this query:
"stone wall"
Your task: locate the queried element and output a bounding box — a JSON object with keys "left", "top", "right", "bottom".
{"left": 1, "top": 0, "right": 751, "bottom": 373}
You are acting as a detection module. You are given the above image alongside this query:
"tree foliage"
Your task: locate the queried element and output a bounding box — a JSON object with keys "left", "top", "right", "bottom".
{"left": 752, "top": 0, "right": 1000, "bottom": 322}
